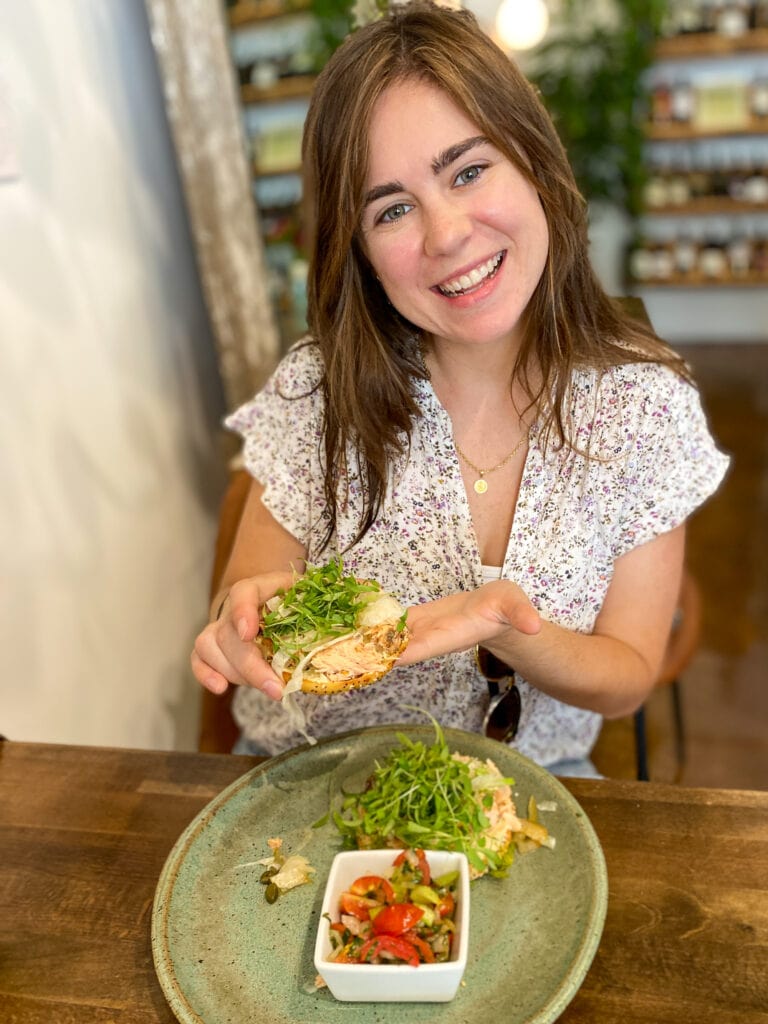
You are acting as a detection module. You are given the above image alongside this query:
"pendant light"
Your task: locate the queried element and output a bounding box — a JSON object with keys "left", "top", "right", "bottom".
{"left": 495, "top": 0, "right": 549, "bottom": 51}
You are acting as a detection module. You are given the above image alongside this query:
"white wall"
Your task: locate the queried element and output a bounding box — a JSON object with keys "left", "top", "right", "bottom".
{"left": 0, "top": 1, "right": 227, "bottom": 750}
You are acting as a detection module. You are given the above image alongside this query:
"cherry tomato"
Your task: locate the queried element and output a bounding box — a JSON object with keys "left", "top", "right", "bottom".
{"left": 404, "top": 931, "right": 436, "bottom": 963}
{"left": 340, "top": 893, "right": 378, "bottom": 920}
{"left": 371, "top": 902, "right": 424, "bottom": 936}
{"left": 414, "top": 848, "right": 431, "bottom": 885}
{"left": 357, "top": 935, "right": 420, "bottom": 966}
{"left": 348, "top": 875, "right": 395, "bottom": 903}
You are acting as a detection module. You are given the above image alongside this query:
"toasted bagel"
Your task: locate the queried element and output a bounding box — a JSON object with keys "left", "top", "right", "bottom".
{"left": 257, "top": 559, "right": 409, "bottom": 695}
{"left": 258, "top": 621, "right": 409, "bottom": 694}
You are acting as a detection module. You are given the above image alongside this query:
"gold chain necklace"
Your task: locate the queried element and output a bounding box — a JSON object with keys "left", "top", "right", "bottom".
{"left": 454, "top": 432, "right": 529, "bottom": 494}
{"left": 418, "top": 342, "right": 529, "bottom": 495}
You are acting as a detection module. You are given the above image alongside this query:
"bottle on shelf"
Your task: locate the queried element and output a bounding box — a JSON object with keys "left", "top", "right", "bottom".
{"left": 652, "top": 236, "right": 676, "bottom": 282}
{"left": 751, "top": 232, "right": 768, "bottom": 274}
{"left": 716, "top": 0, "right": 751, "bottom": 36}
{"left": 668, "top": 154, "right": 692, "bottom": 206}
{"left": 750, "top": 74, "right": 768, "bottom": 120}
{"left": 754, "top": 0, "right": 768, "bottom": 29}
{"left": 727, "top": 151, "right": 749, "bottom": 201}
{"left": 689, "top": 145, "right": 714, "bottom": 200}
{"left": 698, "top": 220, "right": 731, "bottom": 279}
{"left": 650, "top": 80, "right": 674, "bottom": 124}
{"left": 700, "top": 0, "right": 720, "bottom": 33}
{"left": 673, "top": 227, "right": 701, "bottom": 279}
{"left": 671, "top": 77, "right": 696, "bottom": 124}
{"left": 727, "top": 223, "right": 753, "bottom": 276}
{"left": 627, "top": 235, "right": 657, "bottom": 284}
{"left": 743, "top": 155, "right": 768, "bottom": 203}
{"left": 642, "top": 151, "right": 671, "bottom": 209}
{"left": 677, "top": 0, "right": 706, "bottom": 34}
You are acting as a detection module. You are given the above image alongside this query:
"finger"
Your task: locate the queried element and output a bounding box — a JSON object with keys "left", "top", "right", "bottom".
{"left": 190, "top": 649, "right": 230, "bottom": 695}
{"left": 502, "top": 600, "right": 541, "bottom": 636}
{"left": 199, "top": 616, "right": 287, "bottom": 701}
{"left": 396, "top": 607, "right": 476, "bottom": 663}
{"left": 228, "top": 571, "right": 296, "bottom": 642}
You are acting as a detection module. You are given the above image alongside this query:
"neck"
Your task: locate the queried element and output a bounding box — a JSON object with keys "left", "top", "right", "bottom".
{"left": 422, "top": 339, "right": 521, "bottom": 407}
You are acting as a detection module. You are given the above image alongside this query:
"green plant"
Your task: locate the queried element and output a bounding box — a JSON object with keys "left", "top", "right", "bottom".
{"left": 309, "top": 0, "right": 355, "bottom": 68}
{"left": 526, "top": 0, "right": 666, "bottom": 216}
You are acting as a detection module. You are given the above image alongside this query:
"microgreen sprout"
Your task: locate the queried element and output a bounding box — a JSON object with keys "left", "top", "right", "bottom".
{"left": 333, "top": 709, "right": 517, "bottom": 877}
{"left": 261, "top": 557, "right": 381, "bottom": 661}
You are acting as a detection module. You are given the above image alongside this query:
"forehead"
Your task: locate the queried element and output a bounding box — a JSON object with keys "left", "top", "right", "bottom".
{"left": 365, "top": 79, "right": 482, "bottom": 178}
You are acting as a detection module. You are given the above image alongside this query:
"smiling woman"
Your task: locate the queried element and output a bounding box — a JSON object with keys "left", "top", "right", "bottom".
{"left": 359, "top": 80, "right": 549, "bottom": 356}
{"left": 190, "top": 1, "right": 728, "bottom": 775}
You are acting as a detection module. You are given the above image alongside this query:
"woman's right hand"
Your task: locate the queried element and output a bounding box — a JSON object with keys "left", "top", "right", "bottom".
{"left": 190, "top": 570, "right": 295, "bottom": 701}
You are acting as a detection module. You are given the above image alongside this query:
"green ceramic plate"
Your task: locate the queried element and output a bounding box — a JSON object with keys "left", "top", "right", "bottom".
{"left": 152, "top": 726, "right": 607, "bottom": 1024}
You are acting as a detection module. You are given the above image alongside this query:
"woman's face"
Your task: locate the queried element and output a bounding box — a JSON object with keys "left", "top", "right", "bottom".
{"left": 359, "top": 78, "right": 549, "bottom": 352}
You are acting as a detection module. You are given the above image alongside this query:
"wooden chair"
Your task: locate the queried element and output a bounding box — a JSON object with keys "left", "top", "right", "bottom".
{"left": 633, "top": 569, "right": 701, "bottom": 782}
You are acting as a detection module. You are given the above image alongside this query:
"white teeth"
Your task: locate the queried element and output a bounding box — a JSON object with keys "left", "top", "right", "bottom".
{"left": 439, "top": 253, "right": 503, "bottom": 295}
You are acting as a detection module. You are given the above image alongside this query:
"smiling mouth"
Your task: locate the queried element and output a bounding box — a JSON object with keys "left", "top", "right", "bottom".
{"left": 436, "top": 252, "right": 505, "bottom": 297}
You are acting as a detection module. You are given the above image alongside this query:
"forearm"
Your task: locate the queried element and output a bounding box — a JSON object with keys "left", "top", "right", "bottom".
{"left": 484, "top": 618, "right": 661, "bottom": 719}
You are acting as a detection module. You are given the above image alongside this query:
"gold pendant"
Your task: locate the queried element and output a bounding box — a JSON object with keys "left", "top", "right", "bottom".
{"left": 474, "top": 478, "right": 488, "bottom": 494}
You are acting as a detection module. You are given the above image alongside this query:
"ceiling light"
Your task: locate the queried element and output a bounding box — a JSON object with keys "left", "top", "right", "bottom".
{"left": 495, "top": 0, "right": 550, "bottom": 51}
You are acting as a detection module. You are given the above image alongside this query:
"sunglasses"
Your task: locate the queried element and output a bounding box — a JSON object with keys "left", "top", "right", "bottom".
{"left": 475, "top": 645, "right": 521, "bottom": 743}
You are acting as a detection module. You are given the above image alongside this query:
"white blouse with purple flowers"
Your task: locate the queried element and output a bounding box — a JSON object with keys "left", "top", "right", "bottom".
{"left": 225, "top": 341, "right": 729, "bottom": 766}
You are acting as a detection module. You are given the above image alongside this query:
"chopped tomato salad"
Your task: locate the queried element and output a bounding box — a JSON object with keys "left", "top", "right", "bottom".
{"left": 326, "top": 849, "right": 458, "bottom": 966}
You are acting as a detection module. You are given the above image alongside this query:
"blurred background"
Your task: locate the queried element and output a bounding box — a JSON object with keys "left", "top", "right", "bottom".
{"left": 0, "top": 0, "right": 765, "bottom": 788}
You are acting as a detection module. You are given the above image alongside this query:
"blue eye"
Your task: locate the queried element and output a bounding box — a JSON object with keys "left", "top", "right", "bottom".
{"left": 379, "top": 202, "right": 412, "bottom": 224}
{"left": 455, "top": 164, "right": 484, "bottom": 186}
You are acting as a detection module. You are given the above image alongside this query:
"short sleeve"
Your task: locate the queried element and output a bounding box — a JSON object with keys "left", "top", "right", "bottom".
{"left": 607, "top": 363, "right": 730, "bottom": 558}
{"left": 224, "top": 342, "right": 328, "bottom": 549}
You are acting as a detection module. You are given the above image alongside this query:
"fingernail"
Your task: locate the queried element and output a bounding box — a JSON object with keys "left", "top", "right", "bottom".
{"left": 263, "top": 680, "right": 284, "bottom": 701}
{"left": 238, "top": 618, "right": 249, "bottom": 641}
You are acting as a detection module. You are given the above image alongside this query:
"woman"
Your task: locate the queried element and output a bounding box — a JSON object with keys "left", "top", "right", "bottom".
{"left": 191, "top": 1, "right": 728, "bottom": 772}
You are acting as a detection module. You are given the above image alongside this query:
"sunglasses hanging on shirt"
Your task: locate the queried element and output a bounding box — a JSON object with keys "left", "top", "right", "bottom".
{"left": 475, "top": 645, "right": 521, "bottom": 743}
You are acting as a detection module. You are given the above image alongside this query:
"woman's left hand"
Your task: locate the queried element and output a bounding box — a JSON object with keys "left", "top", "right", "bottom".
{"left": 396, "top": 580, "right": 541, "bottom": 665}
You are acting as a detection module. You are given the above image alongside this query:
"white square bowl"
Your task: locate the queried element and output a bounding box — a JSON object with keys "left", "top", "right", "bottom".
{"left": 313, "top": 848, "right": 470, "bottom": 1003}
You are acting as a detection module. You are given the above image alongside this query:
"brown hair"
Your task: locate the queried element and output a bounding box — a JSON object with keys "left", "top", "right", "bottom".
{"left": 301, "top": 0, "right": 687, "bottom": 550}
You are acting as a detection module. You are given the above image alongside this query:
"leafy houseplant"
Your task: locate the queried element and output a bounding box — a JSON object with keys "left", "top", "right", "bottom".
{"left": 526, "top": 0, "right": 666, "bottom": 217}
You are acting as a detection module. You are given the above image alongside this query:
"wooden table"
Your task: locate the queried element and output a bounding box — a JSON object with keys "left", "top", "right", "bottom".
{"left": 1, "top": 741, "right": 766, "bottom": 1023}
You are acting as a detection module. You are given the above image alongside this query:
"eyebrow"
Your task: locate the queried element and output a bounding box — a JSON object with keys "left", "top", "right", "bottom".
{"left": 431, "top": 135, "right": 488, "bottom": 174}
{"left": 363, "top": 135, "right": 489, "bottom": 209}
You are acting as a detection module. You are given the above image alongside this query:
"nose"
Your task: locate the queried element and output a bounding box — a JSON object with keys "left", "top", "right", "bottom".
{"left": 422, "top": 196, "right": 472, "bottom": 258}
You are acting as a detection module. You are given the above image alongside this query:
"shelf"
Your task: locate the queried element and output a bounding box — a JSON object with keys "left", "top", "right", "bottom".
{"left": 655, "top": 29, "right": 768, "bottom": 60}
{"left": 253, "top": 161, "right": 303, "bottom": 178}
{"left": 643, "top": 197, "right": 768, "bottom": 215}
{"left": 228, "top": 0, "right": 311, "bottom": 27}
{"left": 630, "top": 272, "right": 768, "bottom": 288}
{"left": 241, "top": 76, "right": 317, "bottom": 104}
{"left": 646, "top": 118, "right": 768, "bottom": 141}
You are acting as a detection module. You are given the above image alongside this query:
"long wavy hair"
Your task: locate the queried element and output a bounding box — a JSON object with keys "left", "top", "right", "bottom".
{"left": 301, "top": 0, "right": 687, "bottom": 550}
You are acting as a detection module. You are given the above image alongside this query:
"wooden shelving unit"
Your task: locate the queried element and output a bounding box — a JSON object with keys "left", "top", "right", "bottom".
{"left": 645, "top": 197, "right": 768, "bottom": 215}
{"left": 227, "top": 0, "right": 316, "bottom": 349}
{"left": 639, "top": 273, "right": 768, "bottom": 288}
{"left": 630, "top": 25, "right": 768, "bottom": 295}
{"left": 655, "top": 28, "right": 768, "bottom": 60}
{"left": 228, "top": 0, "right": 312, "bottom": 28}
{"left": 253, "top": 161, "right": 304, "bottom": 178}
{"left": 241, "top": 76, "right": 317, "bottom": 104}
{"left": 646, "top": 118, "right": 768, "bottom": 141}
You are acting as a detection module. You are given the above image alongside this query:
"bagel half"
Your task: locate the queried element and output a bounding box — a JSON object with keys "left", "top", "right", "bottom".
{"left": 257, "top": 559, "right": 409, "bottom": 696}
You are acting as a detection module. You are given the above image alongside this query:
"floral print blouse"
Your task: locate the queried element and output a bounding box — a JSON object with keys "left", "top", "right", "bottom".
{"left": 225, "top": 341, "right": 729, "bottom": 766}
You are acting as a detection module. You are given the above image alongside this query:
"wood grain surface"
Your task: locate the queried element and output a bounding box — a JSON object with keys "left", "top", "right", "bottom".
{"left": 1, "top": 741, "right": 766, "bottom": 1023}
